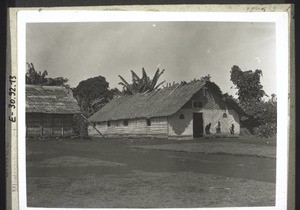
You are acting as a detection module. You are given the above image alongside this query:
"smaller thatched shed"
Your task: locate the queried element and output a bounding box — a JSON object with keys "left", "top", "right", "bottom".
{"left": 26, "top": 85, "right": 81, "bottom": 138}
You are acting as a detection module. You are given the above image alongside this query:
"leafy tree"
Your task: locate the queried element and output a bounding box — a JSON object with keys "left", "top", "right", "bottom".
{"left": 73, "top": 76, "right": 117, "bottom": 116}
{"left": 118, "top": 68, "right": 165, "bottom": 94}
{"left": 230, "top": 65, "right": 276, "bottom": 137}
{"left": 26, "top": 62, "right": 48, "bottom": 85}
{"left": 90, "top": 87, "right": 121, "bottom": 113}
{"left": 255, "top": 95, "right": 277, "bottom": 138}
{"left": 44, "top": 77, "right": 69, "bottom": 86}
{"left": 230, "top": 65, "right": 266, "bottom": 102}
{"left": 26, "top": 62, "right": 68, "bottom": 86}
{"left": 72, "top": 76, "right": 119, "bottom": 137}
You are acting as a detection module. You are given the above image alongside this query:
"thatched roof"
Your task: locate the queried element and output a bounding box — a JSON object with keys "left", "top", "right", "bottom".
{"left": 224, "top": 97, "right": 248, "bottom": 116}
{"left": 26, "top": 85, "right": 81, "bottom": 114}
{"left": 89, "top": 80, "right": 206, "bottom": 122}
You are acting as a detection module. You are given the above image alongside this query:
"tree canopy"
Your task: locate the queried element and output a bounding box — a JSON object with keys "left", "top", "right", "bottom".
{"left": 230, "top": 65, "right": 276, "bottom": 137}
{"left": 73, "top": 76, "right": 117, "bottom": 116}
{"left": 230, "top": 65, "right": 266, "bottom": 102}
{"left": 118, "top": 68, "right": 165, "bottom": 95}
{"left": 26, "top": 62, "right": 68, "bottom": 86}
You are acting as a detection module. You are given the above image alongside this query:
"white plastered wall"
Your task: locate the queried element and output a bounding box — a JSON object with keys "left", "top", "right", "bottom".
{"left": 168, "top": 108, "right": 240, "bottom": 137}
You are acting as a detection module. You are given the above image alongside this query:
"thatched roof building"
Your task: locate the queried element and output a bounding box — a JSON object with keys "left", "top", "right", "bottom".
{"left": 89, "top": 81, "right": 205, "bottom": 122}
{"left": 26, "top": 85, "right": 81, "bottom": 114}
{"left": 26, "top": 85, "right": 81, "bottom": 138}
{"left": 88, "top": 80, "right": 242, "bottom": 139}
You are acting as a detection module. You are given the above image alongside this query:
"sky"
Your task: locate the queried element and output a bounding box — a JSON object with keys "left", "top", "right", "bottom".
{"left": 26, "top": 21, "right": 276, "bottom": 97}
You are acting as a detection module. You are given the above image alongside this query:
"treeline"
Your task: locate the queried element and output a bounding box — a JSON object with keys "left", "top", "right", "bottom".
{"left": 26, "top": 63, "right": 69, "bottom": 86}
{"left": 230, "top": 65, "right": 277, "bottom": 138}
{"left": 26, "top": 62, "right": 277, "bottom": 138}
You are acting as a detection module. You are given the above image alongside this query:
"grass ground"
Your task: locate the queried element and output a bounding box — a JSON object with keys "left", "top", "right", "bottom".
{"left": 130, "top": 140, "right": 276, "bottom": 158}
{"left": 26, "top": 137, "right": 276, "bottom": 208}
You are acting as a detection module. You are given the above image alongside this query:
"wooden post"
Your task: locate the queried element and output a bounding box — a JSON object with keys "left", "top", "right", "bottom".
{"left": 61, "top": 116, "right": 64, "bottom": 135}
{"left": 41, "top": 114, "right": 44, "bottom": 139}
{"left": 80, "top": 114, "right": 105, "bottom": 140}
{"left": 80, "top": 122, "right": 83, "bottom": 140}
{"left": 166, "top": 116, "right": 169, "bottom": 137}
{"left": 51, "top": 115, "right": 53, "bottom": 135}
{"left": 70, "top": 115, "right": 73, "bottom": 134}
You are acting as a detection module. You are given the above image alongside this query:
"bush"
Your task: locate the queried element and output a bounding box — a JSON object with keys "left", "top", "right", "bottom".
{"left": 73, "top": 114, "right": 89, "bottom": 138}
{"left": 256, "top": 123, "right": 277, "bottom": 138}
{"left": 240, "top": 128, "right": 253, "bottom": 136}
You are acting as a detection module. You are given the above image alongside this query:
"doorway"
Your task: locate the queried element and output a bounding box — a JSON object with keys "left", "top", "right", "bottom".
{"left": 193, "top": 113, "right": 203, "bottom": 138}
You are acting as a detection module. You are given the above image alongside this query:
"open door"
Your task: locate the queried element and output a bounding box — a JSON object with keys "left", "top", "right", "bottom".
{"left": 193, "top": 113, "right": 203, "bottom": 138}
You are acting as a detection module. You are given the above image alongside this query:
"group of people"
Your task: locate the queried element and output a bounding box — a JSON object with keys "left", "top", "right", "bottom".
{"left": 204, "top": 122, "right": 235, "bottom": 134}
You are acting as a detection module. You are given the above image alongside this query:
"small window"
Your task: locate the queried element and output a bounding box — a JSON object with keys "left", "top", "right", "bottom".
{"left": 223, "top": 113, "right": 227, "bottom": 118}
{"left": 123, "top": 119, "right": 129, "bottom": 126}
{"left": 107, "top": 121, "right": 111, "bottom": 127}
{"left": 179, "top": 114, "right": 185, "bottom": 119}
{"left": 192, "top": 100, "right": 203, "bottom": 108}
{"left": 146, "top": 119, "right": 151, "bottom": 126}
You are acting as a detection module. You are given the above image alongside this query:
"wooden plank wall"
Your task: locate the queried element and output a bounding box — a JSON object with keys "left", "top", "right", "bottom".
{"left": 26, "top": 113, "right": 41, "bottom": 136}
{"left": 88, "top": 117, "right": 168, "bottom": 138}
{"left": 42, "top": 114, "right": 52, "bottom": 135}
{"left": 88, "top": 88, "right": 241, "bottom": 139}
{"left": 52, "top": 115, "right": 62, "bottom": 135}
{"left": 26, "top": 113, "right": 73, "bottom": 138}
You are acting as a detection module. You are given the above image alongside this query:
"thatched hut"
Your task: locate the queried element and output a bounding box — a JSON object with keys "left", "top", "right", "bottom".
{"left": 88, "top": 80, "right": 243, "bottom": 139}
{"left": 26, "top": 85, "right": 81, "bottom": 138}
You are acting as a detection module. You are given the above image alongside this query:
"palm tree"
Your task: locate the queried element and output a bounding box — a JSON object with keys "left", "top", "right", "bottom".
{"left": 118, "top": 68, "right": 165, "bottom": 95}
{"left": 26, "top": 62, "right": 37, "bottom": 84}
{"left": 26, "top": 62, "right": 48, "bottom": 85}
{"left": 26, "top": 62, "right": 69, "bottom": 86}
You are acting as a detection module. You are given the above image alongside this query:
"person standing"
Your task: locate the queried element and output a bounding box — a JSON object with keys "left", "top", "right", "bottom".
{"left": 230, "top": 124, "right": 235, "bottom": 134}
{"left": 216, "top": 121, "right": 221, "bottom": 133}
{"left": 205, "top": 123, "right": 211, "bottom": 134}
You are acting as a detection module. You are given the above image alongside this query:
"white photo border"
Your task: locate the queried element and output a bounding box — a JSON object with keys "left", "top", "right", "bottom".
{"left": 16, "top": 8, "right": 289, "bottom": 210}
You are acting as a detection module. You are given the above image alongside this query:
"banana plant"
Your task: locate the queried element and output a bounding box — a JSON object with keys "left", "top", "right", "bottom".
{"left": 118, "top": 68, "right": 165, "bottom": 95}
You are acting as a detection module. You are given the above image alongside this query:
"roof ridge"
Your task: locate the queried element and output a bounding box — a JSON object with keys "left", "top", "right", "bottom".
{"left": 26, "top": 85, "right": 81, "bottom": 114}
{"left": 88, "top": 80, "right": 205, "bottom": 122}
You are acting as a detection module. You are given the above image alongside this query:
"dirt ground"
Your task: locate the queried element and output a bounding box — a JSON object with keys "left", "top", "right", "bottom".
{"left": 26, "top": 137, "right": 276, "bottom": 208}
{"left": 131, "top": 140, "right": 276, "bottom": 158}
